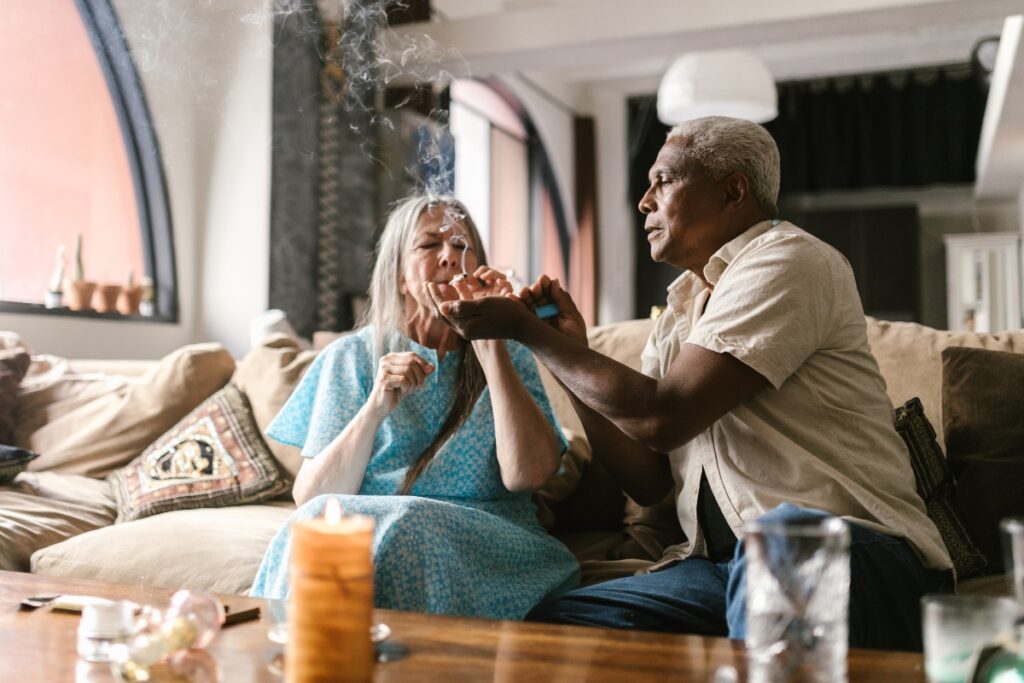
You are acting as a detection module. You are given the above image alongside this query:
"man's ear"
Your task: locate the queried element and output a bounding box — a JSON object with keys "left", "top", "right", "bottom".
{"left": 722, "top": 172, "right": 750, "bottom": 211}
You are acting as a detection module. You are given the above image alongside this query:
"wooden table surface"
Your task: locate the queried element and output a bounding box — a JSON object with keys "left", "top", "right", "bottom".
{"left": 0, "top": 570, "right": 926, "bottom": 682}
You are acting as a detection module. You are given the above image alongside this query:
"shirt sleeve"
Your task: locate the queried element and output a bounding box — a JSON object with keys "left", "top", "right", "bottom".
{"left": 686, "top": 234, "right": 844, "bottom": 389}
{"left": 504, "top": 340, "right": 570, "bottom": 455}
{"left": 265, "top": 332, "right": 373, "bottom": 457}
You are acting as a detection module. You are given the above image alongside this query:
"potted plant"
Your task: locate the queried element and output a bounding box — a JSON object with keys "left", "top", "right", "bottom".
{"left": 93, "top": 282, "right": 122, "bottom": 313}
{"left": 116, "top": 269, "right": 142, "bottom": 315}
{"left": 65, "top": 234, "right": 96, "bottom": 311}
{"left": 44, "top": 245, "right": 65, "bottom": 309}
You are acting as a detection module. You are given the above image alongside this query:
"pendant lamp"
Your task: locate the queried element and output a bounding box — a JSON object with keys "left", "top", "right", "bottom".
{"left": 656, "top": 50, "right": 778, "bottom": 125}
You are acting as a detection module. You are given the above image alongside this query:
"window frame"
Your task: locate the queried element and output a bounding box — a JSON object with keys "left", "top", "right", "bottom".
{"left": 0, "top": 0, "right": 177, "bottom": 322}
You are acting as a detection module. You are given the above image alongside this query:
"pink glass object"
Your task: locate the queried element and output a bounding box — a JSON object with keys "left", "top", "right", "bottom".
{"left": 165, "top": 589, "right": 224, "bottom": 649}
{"left": 112, "top": 590, "right": 225, "bottom": 680}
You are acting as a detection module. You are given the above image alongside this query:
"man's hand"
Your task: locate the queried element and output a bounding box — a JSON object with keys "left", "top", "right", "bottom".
{"left": 517, "top": 275, "right": 588, "bottom": 347}
{"left": 426, "top": 284, "right": 534, "bottom": 341}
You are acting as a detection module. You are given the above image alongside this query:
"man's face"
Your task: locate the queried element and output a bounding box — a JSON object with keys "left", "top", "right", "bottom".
{"left": 638, "top": 138, "right": 729, "bottom": 272}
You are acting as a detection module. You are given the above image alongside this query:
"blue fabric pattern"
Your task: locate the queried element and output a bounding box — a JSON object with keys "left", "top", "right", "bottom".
{"left": 250, "top": 327, "right": 579, "bottom": 620}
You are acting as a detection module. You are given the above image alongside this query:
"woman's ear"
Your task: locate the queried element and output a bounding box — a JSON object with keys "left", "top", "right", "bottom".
{"left": 399, "top": 275, "right": 408, "bottom": 296}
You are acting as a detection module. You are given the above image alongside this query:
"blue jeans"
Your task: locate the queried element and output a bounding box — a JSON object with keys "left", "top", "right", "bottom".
{"left": 527, "top": 504, "right": 951, "bottom": 651}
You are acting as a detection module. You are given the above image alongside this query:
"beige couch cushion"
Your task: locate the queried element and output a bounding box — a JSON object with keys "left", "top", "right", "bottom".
{"left": 865, "top": 318, "right": 1024, "bottom": 449}
{"left": 31, "top": 502, "right": 295, "bottom": 595}
{"left": 15, "top": 356, "right": 136, "bottom": 445}
{"left": 23, "top": 344, "right": 236, "bottom": 477}
{"left": 0, "top": 472, "right": 116, "bottom": 571}
{"left": 231, "top": 335, "right": 317, "bottom": 479}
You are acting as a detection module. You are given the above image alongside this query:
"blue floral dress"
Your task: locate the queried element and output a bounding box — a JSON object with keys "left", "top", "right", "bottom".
{"left": 249, "top": 326, "right": 580, "bottom": 620}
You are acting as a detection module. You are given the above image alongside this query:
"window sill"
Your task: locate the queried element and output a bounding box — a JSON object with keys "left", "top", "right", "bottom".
{"left": 0, "top": 300, "right": 177, "bottom": 324}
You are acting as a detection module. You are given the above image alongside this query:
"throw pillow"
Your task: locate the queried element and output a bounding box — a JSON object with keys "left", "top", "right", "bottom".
{"left": 0, "top": 444, "right": 39, "bottom": 484}
{"left": 866, "top": 317, "right": 1024, "bottom": 450}
{"left": 25, "top": 343, "right": 236, "bottom": 477}
{"left": 893, "top": 397, "right": 987, "bottom": 579}
{"left": 231, "top": 334, "right": 317, "bottom": 479}
{"left": 0, "top": 348, "right": 30, "bottom": 444}
{"left": 109, "top": 383, "right": 289, "bottom": 522}
{"left": 0, "top": 347, "right": 30, "bottom": 444}
{"left": 942, "top": 346, "right": 1024, "bottom": 572}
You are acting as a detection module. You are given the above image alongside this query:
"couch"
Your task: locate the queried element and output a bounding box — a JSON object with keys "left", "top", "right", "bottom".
{"left": 2, "top": 317, "right": 1023, "bottom": 597}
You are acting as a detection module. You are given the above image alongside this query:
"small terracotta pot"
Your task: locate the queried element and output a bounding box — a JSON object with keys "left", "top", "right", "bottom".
{"left": 117, "top": 285, "right": 142, "bottom": 315}
{"left": 66, "top": 280, "right": 97, "bottom": 311}
{"left": 93, "top": 284, "right": 122, "bottom": 313}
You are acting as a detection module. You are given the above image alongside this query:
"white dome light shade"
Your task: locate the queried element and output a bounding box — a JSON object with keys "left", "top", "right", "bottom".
{"left": 657, "top": 50, "right": 778, "bottom": 125}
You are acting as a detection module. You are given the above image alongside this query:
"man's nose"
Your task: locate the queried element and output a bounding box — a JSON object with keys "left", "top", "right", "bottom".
{"left": 638, "top": 186, "right": 655, "bottom": 214}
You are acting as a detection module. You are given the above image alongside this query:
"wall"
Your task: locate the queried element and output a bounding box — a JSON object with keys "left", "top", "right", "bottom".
{"left": 580, "top": 77, "right": 658, "bottom": 325}
{"left": 0, "top": 0, "right": 273, "bottom": 359}
{"left": 783, "top": 186, "right": 1018, "bottom": 329}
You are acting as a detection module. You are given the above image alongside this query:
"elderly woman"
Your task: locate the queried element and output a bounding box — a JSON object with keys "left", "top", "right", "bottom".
{"left": 250, "top": 195, "right": 579, "bottom": 619}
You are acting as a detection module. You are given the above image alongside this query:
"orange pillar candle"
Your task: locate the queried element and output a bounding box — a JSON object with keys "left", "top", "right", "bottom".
{"left": 287, "top": 498, "right": 375, "bottom": 683}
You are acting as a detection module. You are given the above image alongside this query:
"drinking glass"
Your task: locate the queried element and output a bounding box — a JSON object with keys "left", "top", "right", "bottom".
{"left": 744, "top": 516, "right": 851, "bottom": 683}
{"left": 922, "top": 594, "right": 1017, "bottom": 683}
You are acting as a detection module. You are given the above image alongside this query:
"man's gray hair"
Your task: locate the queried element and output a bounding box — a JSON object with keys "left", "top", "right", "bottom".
{"left": 666, "top": 116, "right": 780, "bottom": 217}
{"left": 363, "top": 194, "right": 486, "bottom": 356}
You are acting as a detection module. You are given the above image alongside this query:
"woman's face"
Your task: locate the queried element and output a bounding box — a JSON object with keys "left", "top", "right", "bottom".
{"left": 400, "top": 204, "right": 480, "bottom": 311}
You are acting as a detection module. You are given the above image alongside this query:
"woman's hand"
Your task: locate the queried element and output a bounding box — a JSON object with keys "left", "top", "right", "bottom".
{"left": 447, "top": 266, "right": 513, "bottom": 300}
{"left": 369, "top": 351, "right": 434, "bottom": 416}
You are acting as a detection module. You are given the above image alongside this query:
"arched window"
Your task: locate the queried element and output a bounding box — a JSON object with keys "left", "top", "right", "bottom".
{"left": 449, "top": 79, "right": 570, "bottom": 290}
{"left": 0, "top": 0, "right": 175, "bottom": 320}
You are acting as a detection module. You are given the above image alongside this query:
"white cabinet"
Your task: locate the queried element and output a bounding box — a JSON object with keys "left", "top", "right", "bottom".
{"left": 944, "top": 232, "right": 1021, "bottom": 332}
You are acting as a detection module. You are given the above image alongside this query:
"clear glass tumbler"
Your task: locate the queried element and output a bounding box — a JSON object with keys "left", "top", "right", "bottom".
{"left": 922, "top": 594, "right": 1018, "bottom": 683}
{"left": 744, "top": 516, "right": 851, "bottom": 683}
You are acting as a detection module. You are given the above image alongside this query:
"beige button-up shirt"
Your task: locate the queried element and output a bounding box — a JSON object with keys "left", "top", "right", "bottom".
{"left": 642, "top": 220, "right": 951, "bottom": 572}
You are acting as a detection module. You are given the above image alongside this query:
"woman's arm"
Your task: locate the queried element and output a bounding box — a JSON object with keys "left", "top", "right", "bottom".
{"left": 292, "top": 401, "right": 385, "bottom": 506}
{"left": 292, "top": 351, "right": 434, "bottom": 506}
{"left": 473, "top": 339, "right": 561, "bottom": 492}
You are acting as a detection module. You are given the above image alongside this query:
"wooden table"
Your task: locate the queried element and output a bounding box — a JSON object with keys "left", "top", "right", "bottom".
{"left": 0, "top": 570, "right": 925, "bottom": 681}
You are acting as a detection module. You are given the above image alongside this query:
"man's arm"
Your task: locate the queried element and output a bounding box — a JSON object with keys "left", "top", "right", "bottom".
{"left": 519, "top": 318, "right": 769, "bottom": 454}
{"left": 431, "top": 284, "right": 769, "bottom": 456}
{"left": 567, "top": 391, "right": 673, "bottom": 505}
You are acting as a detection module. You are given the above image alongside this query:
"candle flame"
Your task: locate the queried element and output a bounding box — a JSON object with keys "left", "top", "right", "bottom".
{"left": 324, "top": 497, "right": 342, "bottom": 524}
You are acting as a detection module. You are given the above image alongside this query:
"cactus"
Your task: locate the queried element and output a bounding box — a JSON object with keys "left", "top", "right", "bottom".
{"left": 73, "top": 234, "right": 85, "bottom": 282}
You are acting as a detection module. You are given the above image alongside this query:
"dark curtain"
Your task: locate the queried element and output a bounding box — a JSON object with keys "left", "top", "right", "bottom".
{"left": 765, "top": 66, "right": 986, "bottom": 193}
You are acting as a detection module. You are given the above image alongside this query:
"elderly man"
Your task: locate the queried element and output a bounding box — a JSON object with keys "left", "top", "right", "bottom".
{"left": 428, "top": 116, "right": 951, "bottom": 650}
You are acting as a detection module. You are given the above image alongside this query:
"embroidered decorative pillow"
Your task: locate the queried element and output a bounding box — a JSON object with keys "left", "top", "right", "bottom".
{"left": 109, "top": 384, "right": 289, "bottom": 522}
{"left": 894, "top": 397, "right": 987, "bottom": 579}
{"left": 0, "top": 445, "right": 38, "bottom": 484}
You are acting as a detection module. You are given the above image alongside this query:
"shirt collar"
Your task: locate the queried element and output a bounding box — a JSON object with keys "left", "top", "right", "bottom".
{"left": 665, "top": 219, "right": 779, "bottom": 313}
{"left": 703, "top": 219, "right": 778, "bottom": 286}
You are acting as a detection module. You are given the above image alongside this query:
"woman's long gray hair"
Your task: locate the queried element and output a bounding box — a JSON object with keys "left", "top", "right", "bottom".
{"left": 361, "top": 194, "right": 488, "bottom": 495}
